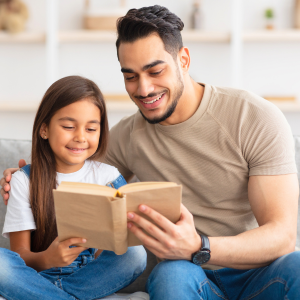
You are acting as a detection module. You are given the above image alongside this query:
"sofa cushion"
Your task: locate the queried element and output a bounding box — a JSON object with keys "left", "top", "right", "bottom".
{"left": 0, "top": 139, "right": 31, "bottom": 250}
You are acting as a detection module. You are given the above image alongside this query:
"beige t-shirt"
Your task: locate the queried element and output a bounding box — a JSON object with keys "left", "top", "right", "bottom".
{"left": 105, "top": 84, "right": 297, "bottom": 269}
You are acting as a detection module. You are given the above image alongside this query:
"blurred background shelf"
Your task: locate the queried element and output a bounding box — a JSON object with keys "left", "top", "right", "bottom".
{"left": 2, "top": 30, "right": 300, "bottom": 43}
{"left": 0, "top": 99, "right": 299, "bottom": 113}
{"left": 243, "top": 30, "right": 300, "bottom": 42}
{"left": 59, "top": 30, "right": 232, "bottom": 43}
{"left": 0, "top": 94, "right": 136, "bottom": 113}
{"left": 0, "top": 31, "right": 45, "bottom": 43}
{"left": 59, "top": 30, "right": 117, "bottom": 42}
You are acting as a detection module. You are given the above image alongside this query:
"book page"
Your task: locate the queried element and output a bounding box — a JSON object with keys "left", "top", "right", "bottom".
{"left": 119, "top": 181, "right": 178, "bottom": 193}
{"left": 125, "top": 185, "right": 182, "bottom": 246}
{"left": 57, "top": 181, "right": 118, "bottom": 197}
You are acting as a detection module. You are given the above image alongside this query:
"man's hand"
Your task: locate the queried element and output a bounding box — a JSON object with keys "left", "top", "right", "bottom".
{"left": 0, "top": 159, "right": 26, "bottom": 205}
{"left": 127, "top": 203, "right": 201, "bottom": 260}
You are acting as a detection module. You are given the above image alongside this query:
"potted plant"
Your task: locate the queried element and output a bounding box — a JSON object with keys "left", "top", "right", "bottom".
{"left": 265, "top": 8, "right": 275, "bottom": 30}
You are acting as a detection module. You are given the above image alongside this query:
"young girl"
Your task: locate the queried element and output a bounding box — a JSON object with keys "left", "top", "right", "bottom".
{"left": 0, "top": 76, "right": 147, "bottom": 300}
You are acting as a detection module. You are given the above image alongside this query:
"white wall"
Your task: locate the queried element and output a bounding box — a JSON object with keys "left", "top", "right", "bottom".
{"left": 0, "top": 0, "right": 300, "bottom": 139}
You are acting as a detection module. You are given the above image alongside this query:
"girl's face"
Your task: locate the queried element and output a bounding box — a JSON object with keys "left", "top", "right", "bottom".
{"left": 41, "top": 98, "right": 101, "bottom": 173}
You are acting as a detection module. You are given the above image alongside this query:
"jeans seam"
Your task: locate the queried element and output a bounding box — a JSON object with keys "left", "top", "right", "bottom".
{"left": 198, "top": 278, "right": 228, "bottom": 300}
{"left": 242, "top": 277, "right": 288, "bottom": 300}
{"left": 213, "top": 270, "right": 229, "bottom": 300}
{"left": 55, "top": 278, "right": 63, "bottom": 290}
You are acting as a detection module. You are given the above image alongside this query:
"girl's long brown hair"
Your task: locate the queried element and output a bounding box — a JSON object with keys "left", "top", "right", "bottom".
{"left": 30, "top": 76, "right": 108, "bottom": 252}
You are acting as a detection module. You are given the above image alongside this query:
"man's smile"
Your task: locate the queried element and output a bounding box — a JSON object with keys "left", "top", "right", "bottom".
{"left": 140, "top": 92, "right": 165, "bottom": 104}
{"left": 137, "top": 92, "right": 166, "bottom": 110}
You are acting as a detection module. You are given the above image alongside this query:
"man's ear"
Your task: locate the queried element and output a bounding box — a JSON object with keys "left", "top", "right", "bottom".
{"left": 178, "top": 47, "right": 190, "bottom": 74}
{"left": 40, "top": 123, "right": 48, "bottom": 140}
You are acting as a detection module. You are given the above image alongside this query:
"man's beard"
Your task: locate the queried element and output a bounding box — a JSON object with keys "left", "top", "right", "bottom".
{"left": 132, "top": 68, "right": 184, "bottom": 125}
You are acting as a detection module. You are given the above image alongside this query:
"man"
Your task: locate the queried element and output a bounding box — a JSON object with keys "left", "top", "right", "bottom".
{"left": 1, "top": 5, "right": 300, "bottom": 300}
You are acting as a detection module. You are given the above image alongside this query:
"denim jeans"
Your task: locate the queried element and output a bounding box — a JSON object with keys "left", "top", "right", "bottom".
{"left": 0, "top": 246, "right": 146, "bottom": 300}
{"left": 146, "top": 251, "right": 300, "bottom": 300}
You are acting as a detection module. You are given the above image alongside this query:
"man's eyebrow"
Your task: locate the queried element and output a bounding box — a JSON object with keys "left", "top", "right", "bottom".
{"left": 142, "top": 60, "right": 166, "bottom": 71}
{"left": 58, "top": 117, "right": 100, "bottom": 124}
{"left": 120, "top": 60, "right": 166, "bottom": 73}
{"left": 121, "top": 67, "right": 135, "bottom": 73}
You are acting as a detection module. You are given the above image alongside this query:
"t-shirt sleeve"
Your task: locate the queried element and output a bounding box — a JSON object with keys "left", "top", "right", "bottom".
{"left": 240, "top": 100, "right": 297, "bottom": 176}
{"left": 104, "top": 118, "right": 134, "bottom": 180}
{"left": 103, "top": 164, "right": 122, "bottom": 185}
{"left": 2, "top": 171, "right": 36, "bottom": 238}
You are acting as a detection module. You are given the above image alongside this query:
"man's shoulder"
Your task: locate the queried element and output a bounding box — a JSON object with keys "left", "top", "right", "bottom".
{"left": 209, "top": 85, "right": 283, "bottom": 123}
{"left": 211, "top": 85, "right": 277, "bottom": 113}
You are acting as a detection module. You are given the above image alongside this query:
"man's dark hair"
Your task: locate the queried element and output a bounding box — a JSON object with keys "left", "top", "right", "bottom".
{"left": 116, "top": 5, "right": 184, "bottom": 59}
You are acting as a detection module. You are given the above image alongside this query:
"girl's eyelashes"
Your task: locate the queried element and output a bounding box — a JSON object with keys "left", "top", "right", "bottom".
{"left": 62, "top": 125, "right": 97, "bottom": 132}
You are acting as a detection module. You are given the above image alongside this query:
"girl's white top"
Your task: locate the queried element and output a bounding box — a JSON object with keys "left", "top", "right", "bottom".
{"left": 2, "top": 160, "right": 120, "bottom": 238}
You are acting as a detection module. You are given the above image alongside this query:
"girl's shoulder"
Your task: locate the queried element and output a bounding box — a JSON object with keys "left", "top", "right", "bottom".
{"left": 85, "top": 160, "right": 121, "bottom": 186}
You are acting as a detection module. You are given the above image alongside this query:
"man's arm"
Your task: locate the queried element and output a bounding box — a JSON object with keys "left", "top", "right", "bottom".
{"left": 127, "top": 173, "right": 299, "bottom": 269}
{"left": 0, "top": 159, "right": 26, "bottom": 205}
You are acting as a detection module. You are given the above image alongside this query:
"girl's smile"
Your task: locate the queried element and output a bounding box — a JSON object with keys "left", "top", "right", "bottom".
{"left": 66, "top": 147, "right": 88, "bottom": 154}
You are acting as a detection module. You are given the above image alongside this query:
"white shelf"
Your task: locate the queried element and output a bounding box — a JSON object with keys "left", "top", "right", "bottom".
{"left": 2, "top": 30, "right": 300, "bottom": 44}
{"left": 0, "top": 101, "right": 38, "bottom": 112}
{"left": 243, "top": 30, "right": 300, "bottom": 42}
{"left": 0, "top": 98, "right": 137, "bottom": 113}
{"left": 0, "top": 100, "right": 299, "bottom": 113}
{"left": 0, "top": 31, "right": 45, "bottom": 43}
{"left": 182, "top": 31, "right": 230, "bottom": 42}
{"left": 59, "top": 30, "right": 230, "bottom": 43}
{"left": 59, "top": 30, "right": 117, "bottom": 42}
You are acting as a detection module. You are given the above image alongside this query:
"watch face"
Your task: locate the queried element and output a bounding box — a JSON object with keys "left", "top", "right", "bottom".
{"left": 192, "top": 250, "right": 210, "bottom": 266}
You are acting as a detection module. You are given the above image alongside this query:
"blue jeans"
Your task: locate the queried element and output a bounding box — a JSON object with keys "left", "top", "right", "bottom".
{"left": 146, "top": 251, "right": 300, "bottom": 300}
{"left": 0, "top": 246, "right": 146, "bottom": 300}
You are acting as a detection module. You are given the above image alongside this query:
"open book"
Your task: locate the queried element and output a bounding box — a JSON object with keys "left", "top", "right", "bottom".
{"left": 53, "top": 181, "right": 182, "bottom": 255}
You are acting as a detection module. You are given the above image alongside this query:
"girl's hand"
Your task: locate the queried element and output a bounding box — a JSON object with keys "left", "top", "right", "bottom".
{"left": 43, "top": 237, "right": 88, "bottom": 269}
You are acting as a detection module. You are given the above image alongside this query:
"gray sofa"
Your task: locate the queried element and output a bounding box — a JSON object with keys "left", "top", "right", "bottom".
{"left": 0, "top": 137, "right": 300, "bottom": 294}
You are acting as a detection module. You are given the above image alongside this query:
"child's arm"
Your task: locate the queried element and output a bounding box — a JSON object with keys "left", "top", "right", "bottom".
{"left": 10, "top": 231, "right": 88, "bottom": 272}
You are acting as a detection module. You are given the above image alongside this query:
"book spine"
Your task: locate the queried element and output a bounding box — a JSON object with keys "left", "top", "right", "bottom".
{"left": 110, "top": 196, "right": 128, "bottom": 255}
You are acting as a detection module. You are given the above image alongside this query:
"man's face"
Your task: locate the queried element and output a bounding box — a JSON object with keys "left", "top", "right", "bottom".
{"left": 118, "top": 34, "right": 184, "bottom": 125}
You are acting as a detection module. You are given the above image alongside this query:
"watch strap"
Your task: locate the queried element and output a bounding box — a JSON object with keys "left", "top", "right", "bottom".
{"left": 191, "top": 234, "right": 211, "bottom": 266}
{"left": 200, "top": 234, "right": 210, "bottom": 252}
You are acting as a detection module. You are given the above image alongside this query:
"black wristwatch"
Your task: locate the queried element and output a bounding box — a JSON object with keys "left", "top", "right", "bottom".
{"left": 191, "top": 234, "right": 211, "bottom": 266}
